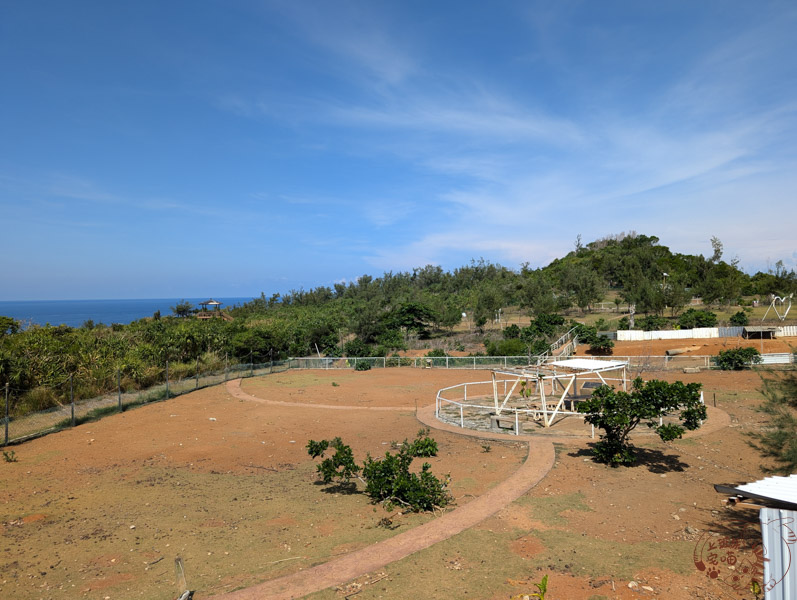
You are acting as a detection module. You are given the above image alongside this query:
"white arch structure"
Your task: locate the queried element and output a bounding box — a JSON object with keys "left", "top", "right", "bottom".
{"left": 435, "top": 358, "right": 629, "bottom": 435}
{"left": 490, "top": 358, "right": 628, "bottom": 427}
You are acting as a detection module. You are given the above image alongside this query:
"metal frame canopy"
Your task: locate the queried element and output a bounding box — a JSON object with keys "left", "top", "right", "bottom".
{"left": 490, "top": 358, "right": 629, "bottom": 427}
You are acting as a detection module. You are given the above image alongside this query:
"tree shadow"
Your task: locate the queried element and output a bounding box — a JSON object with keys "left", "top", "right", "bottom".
{"left": 313, "top": 480, "right": 360, "bottom": 496}
{"left": 568, "top": 445, "right": 689, "bottom": 473}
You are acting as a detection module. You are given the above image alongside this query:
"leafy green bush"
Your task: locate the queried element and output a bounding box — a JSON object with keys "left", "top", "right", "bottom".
{"left": 485, "top": 338, "right": 527, "bottom": 356}
{"left": 729, "top": 311, "right": 749, "bottom": 326}
{"left": 678, "top": 308, "right": 718, "bottom": 329}
{"left": 354, "top": 361, "right": 372, "bottom": 371}
{"left": 637, "top": 315, "right": 668, "bottom": 331}
{"left": 307, "top": 430, "right": 451, "bottom": 512}
{"left": 572, "top": 323, "right": 614, "bottom": 355}
{"left": 503, "top": 324, "right": 521, "bottom": 339}
{"left": 343, "top": 338, "right": 373, "bottom": 357}
{"left": 578, "top": 378, "right": 706, "bottom": 467}
{"left": 715, "top": 347, "right": 762, "bottom": 370}
{"left": 425, "top": 349, "right": 447, "bottom": 357}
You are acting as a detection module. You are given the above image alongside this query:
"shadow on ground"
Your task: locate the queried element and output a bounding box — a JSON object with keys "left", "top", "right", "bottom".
{"left": 568, "top": 445, "right": 690, "bottom": 473}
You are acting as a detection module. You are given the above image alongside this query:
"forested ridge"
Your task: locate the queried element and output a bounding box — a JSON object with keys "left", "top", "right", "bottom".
{"left": 1, "top": 233, "right": 795, "bottom": 415}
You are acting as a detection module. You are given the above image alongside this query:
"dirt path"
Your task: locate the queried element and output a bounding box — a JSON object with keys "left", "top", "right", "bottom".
{"left": 208, "top": 382, "right": 556, "bottom": 600}
{"left": 213, "top": 378, "right": 732, "bottom": 600}
{"left": 226, "top": 378, "right": 407, "bottom": 411}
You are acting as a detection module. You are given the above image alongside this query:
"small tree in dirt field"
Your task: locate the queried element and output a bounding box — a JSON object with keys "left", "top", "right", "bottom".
{"left": 578, "top": 378, "right": 706, "bottom": 467}
{"left": 715, "top": 347, "right": 762, "bottom": 370}
{"left": 307, "top": 429, "right": 452, "bottom": 512}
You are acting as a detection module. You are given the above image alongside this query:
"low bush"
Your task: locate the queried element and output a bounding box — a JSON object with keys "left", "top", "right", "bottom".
{"left": 307, "top": 429, "right": 451, "bottom": 512}
{"left": 729, "top": 311, "right": 749, "bottom": 326}
{"left": 678, "top": 308, "right": 718, "bottom": 329}
{"left": 354, "top": 361, "right": 371, "bottom": 371}
{"left": 715, "top": 347, "right": 762, "bottom": 370}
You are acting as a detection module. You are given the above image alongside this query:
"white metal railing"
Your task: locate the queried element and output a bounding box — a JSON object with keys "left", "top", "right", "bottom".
{"left": 287, "top": 353, "right": 793, "bottom": 371}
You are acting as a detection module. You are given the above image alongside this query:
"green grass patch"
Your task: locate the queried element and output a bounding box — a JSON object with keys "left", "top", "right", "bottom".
{"left": 516, "top": 492, "right": 593, "bottom": 526}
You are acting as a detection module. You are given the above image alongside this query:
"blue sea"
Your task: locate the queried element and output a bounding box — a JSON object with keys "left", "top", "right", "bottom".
{"left": 0, "top": 297, "right": 255, "bottom": 328}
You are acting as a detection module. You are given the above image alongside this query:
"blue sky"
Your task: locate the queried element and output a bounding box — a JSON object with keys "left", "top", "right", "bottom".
{"left": 2, "top": 1, "right": 796, "bottom": 300}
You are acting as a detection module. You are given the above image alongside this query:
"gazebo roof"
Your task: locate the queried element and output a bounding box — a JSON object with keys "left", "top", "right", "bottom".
{"left": 200, "top": 299, "right": 222, "bottom": 306}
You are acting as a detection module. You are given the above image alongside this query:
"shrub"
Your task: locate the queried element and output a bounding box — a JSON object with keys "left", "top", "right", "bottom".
{"left": 425, "top": 349, "right": 447, "bottom": 357}
{"left": 307, "top": 430, "right": 451, "bottom": 512}
{"left": 618, "top": 316, "right": 632, "bottom": 330}
{"left": 729, "top": 311, "right": 749, "bottom": 326}
{"left": 715, "top": 347, "right": 762, "bottom": 370}
{"left": 485, "top": 338, "right": 527, "bottom": 356}
{"left": 572, "top": 323, "right": 614, "bottom": 355}
{"left": 354, "top": 361, "right": 372, "bottom": 371}
{"left": 637, "top": 315, "right": 668, "bottom": 331}
{"left": 678, "top": 308, "right": 718, "bottom": 329}
{"left": 343, "top": 338, "right": 373, "bottom": 357}
{"left": 503, "top": 324, "right": 521, "bottom": 339}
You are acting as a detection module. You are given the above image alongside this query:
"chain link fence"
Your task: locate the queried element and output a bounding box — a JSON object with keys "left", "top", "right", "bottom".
{"left": 2, "top": 360, "right": 289, "bottom": 446}
{"left": 4, "top": 351, "right": 792, "bottom": 447}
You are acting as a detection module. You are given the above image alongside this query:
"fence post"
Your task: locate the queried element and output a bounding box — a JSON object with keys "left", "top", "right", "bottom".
{"left": 117, "top": 370, "right": 121, "bottom": 411}
{"left": 446, "top": 356, "right": 449, "bottom": 369}
{"left": 70, "top": 374, "right": 75, "bottom": 427}
{"left": 4, "top": 383, "right": 8, "bottom": 446}
{"left": 250, "top": 351, "right": 254, "bottom": 377}
{"left": 195, "top": 358, "right": 199, "bottom": 389}
{"left": 165, "top": 361, "right": 170, "bottom": 399}
{"left": 460, "top": 404, "right": 464, "bottom": 428}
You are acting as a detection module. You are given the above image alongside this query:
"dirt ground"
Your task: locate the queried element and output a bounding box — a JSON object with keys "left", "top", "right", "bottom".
{"left": 1, "top": 343, "right": 790, "bottom": 600}
{"left": 600, "top": 336, "right": 796, "bottom": 359}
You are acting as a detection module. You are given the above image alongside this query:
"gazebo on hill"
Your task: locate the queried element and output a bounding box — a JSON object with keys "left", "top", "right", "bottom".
{"left": 196, "top": 299, "right": 233, "bottom": 321}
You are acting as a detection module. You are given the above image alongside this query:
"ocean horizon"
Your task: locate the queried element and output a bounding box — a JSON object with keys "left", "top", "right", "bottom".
{"left": 0, "top": 297, "right": 256, "bottom": 328}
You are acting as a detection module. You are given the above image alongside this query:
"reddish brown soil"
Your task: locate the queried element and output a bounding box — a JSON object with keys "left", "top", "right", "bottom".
{"left": 609, "top": 336, "right": 796, "bottom": 358}
{"left": 0, "top": 361, "right": 782, "bottom": 600}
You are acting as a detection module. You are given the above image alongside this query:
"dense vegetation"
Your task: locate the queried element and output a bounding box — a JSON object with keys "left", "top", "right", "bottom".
{"left": 1, "top": 232, "right": 794, "bottom": 417}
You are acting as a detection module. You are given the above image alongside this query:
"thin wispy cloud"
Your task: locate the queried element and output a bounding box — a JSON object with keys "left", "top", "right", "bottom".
{"left": 2, "top": 1, "right": 796, "bottom": 299}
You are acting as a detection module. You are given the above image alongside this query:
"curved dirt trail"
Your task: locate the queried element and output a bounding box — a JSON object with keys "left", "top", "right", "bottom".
{"left": 209, "top": 381, "right": 556, "bottom": 600}
{"left": 211, "top": 378, "right": 729, "bottom": 600}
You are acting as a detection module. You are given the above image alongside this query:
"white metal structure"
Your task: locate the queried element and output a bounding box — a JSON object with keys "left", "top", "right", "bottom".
{"left": 490, "top": 358, "right": 629, "bottom": 427}
{"left": 763, "top": 293, "right": 793, "bottom": 322}
{"left": 434, "top": 357, "right": 631, "bottom": 436}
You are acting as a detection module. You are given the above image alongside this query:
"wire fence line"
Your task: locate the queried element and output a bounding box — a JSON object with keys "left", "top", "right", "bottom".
{"left": 4, "top": 352, "right": 793, "bottom": 447}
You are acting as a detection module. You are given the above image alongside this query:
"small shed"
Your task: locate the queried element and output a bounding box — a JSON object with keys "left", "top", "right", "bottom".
{"left": 743, "top": 326, "right": 778, "bottom": 340}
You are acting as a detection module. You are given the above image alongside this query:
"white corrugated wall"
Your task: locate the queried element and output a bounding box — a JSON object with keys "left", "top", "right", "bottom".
{"left": 760, "top": 508, "right": 797, "bottom": 600}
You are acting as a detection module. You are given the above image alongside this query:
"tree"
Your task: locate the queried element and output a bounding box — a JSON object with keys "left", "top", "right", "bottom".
{"left": 578, "top": 378, "right": 706, "bottom": 467}
{"left": 0, "top": 316, "right": 20, "bottom": 336}
{"left": 171, "top": 300, "right": 194, "bottom": 318}
{"left": 678, "top": 308, "right": 717, "bottom": 329}
{"left": 561, "top": 264, "right": 605, "bottom": 312}
{"left": 751, "top": 371, "right": 797, "bottom": 474}
{"left": 715, "top": 347, "right": 762, "bottom": 370}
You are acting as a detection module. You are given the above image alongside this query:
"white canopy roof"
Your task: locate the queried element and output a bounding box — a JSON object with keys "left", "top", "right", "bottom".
{"left": 548, "top": 358, "right": 628, "bottom": 371}
{"left": 736, "top": 475, "right": 797, "bottom": 507}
